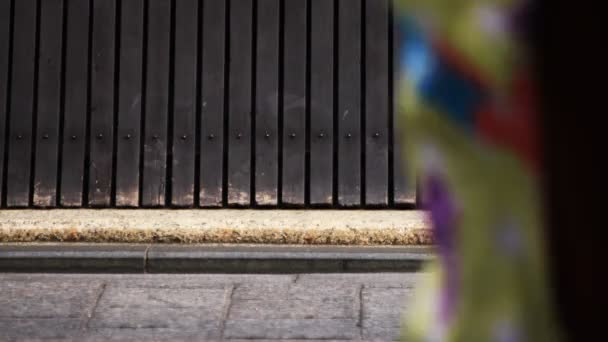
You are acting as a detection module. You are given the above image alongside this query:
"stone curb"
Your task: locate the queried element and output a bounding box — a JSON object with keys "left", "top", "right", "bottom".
{"left": 0, "top": 243, "right": 435, "bottom": 273}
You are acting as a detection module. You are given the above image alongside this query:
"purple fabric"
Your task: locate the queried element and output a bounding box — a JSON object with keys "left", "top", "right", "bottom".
{"left": 426, "top": 172, "right": 459, "bottom": 323}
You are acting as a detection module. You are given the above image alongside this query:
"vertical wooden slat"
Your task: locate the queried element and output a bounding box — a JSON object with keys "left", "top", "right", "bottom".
{"left": 254, "top": 0, "right": 279, "bottom": 206}
{"left": 227, "top": 0, "right": 253, "bottom": 206}
{"left": 365, "top": 0, "right": 389, "bottom": 206}
{"left": 141, "top": 0, "right": 170, "bottom": 207}
{"left": 171, "top": 0, "right": 198, "bottom": 207}
{"left": 391, "top": 3, "right": 415, "bottom": 206}
{"left": 33, "top": 0, "right": 63, "bottom": 207}
{"left": 6, "top": 0, "right": 37, "bottom": 207}
{"left": 88, "top": 0, "right": 116, "bottom": 206}
{"left": 199, "top": 0, "right": 225, "bottom": 207}
{"left": 309, "top": 0, "right": 334, "bottom": 205}
{"left": 337, "top": 0, "right": 361, "bottom": 207}
{"left": 60, "top": 0, "right": 89, "bottom": 207}
{"left": 0, "top": 0, "right": 12, "bottom": 205}
{"left": 115, "top": 0, "right": 143, "bottom": 207}
{"left": 281, "top": 0, "right": 307, "bottom": 206}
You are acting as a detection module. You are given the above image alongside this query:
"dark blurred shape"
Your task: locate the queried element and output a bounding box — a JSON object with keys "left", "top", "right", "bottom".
{"left": 536, "top": 2, "right": 600, "bottom": 341}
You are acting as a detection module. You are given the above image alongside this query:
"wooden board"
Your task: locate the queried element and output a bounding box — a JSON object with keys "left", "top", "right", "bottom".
{"left": 141, "top": 0, "right": 171, "bottom": 207}
{"left": 254, "top": 0, "right": 279, "bottom": 206}
{"left": 199, "top": 0, "right": 226, "bottom": 207}
{"left": 33, "top": 0, "right": 64, "bottom": 207}
{"left": 227, "top": 0, "right": 253, "bottom": 206}
{"left": 115, "top": 0, "right": 144, "bottom": 207}
{"left": 5, "top": 0, "right": 37, "bottom": 207}
{"left": 365, "top": 0, "right": 389, "bottom": 206}
{"left": 171, "top": 0, "right": 198, "bottom": 207}
{"left": 281, "top": 0, "right": 307, "bottom": 206}
{"left": 0, "top": 0, "right": 13, "bottom": 206}
{"left": 337, "top": 0, "right": 361, "bottom": 207}
{"left": 309, "top": 0, "right": 334, "bottom": 205}
{"left": 88, "top": 0, "right": 116, "bottom": 206}
{"left": 60, "top": 0, "right": 90, "bottom": 206}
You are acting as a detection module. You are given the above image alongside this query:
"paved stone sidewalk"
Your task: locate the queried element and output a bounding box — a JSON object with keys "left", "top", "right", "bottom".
{"left": 0, "top": 273, "right": 423, "bottom": 341}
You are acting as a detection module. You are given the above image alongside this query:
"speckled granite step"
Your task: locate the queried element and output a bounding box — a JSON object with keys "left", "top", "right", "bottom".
{"left": 0, "top": 209, "right": 432, "bottom": 245}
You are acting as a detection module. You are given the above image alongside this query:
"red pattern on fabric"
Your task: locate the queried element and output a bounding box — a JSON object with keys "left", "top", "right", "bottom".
{"left": 476, "top": 71, "right": 541, "bottom": 174}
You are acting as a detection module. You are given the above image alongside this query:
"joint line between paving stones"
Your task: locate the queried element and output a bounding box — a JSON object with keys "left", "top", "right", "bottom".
{"left": 357, "top": 284, "right": 364, "bottom": 339}
{"left": 84, "top": 283, "right": 107, "bottom": 331}
{"left": 143, "top": 244, "right": 151, "bottom": 273}
{"left": 219, "top": 284, "right": 236, "bottom": 340}
{"left": 293, "top": 274, "right": 301, "bottom": 283}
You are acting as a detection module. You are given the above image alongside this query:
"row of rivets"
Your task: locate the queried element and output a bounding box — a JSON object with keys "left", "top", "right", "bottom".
{"left": 17, "top": 132, "right": 383, "bottom": 141}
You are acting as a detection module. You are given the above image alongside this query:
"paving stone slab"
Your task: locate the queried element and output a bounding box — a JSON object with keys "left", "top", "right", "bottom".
{"left": 98, "top": 273, "right": 298, "bottom": 287}
{"left": 86, "top": 327, "right": 222, "bottom": 340}
{"left": 90, "top": 286, "right": 227, "bottom": 332}
{"left": 229, "top": 298, "right": 358, "bottom": 320}
{"left": 97, "top": 286, "right": 228, "bottom": 310}
{"left": 224, "top": 319, "right": 360, "bottom": 340}
{"left": 226, "top": 340, "right": 350, "bottom": 342}
{"left": 362, "top": 287, "right": 413, "bottom": 321}
{"left": 0, "top": 318, "right": 84, "bottom": 339}
{"left": 79, "top": 335, "right": 217, "bottom": 342}
{"left": 362, "top": 322, "right": 403, "bottom": 341}
{"left": 233, "top": 282, "right": 360, "bottom": 301}
{"left": 297, "top": 273, "right": 424, "bottom": 287}
{"left": 0, "top": 281, "right": 102, "bottom": 318}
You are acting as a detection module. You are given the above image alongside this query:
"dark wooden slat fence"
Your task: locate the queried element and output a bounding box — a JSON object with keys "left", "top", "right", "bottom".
{"left": 0, "top": 0, "right": 415, "bottom": 209}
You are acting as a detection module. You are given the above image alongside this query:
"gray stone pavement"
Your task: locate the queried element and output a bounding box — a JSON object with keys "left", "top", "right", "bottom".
{"left": 0, "top": 273, "right": 423, "bottom": 341}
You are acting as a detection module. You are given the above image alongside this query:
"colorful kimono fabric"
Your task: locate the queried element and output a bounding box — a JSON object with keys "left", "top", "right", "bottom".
{"left": 394, "top": 1, "right": 560, "bottom": 341}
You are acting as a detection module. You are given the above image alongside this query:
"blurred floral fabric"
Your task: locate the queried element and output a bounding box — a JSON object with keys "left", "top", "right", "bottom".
{"left": 395, "top": 1, "right": 559, "bottom": 341}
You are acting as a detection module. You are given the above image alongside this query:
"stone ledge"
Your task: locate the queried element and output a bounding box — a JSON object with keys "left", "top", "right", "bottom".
{"left": 0, "top": 243, "right": 435, "bottom": 273}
